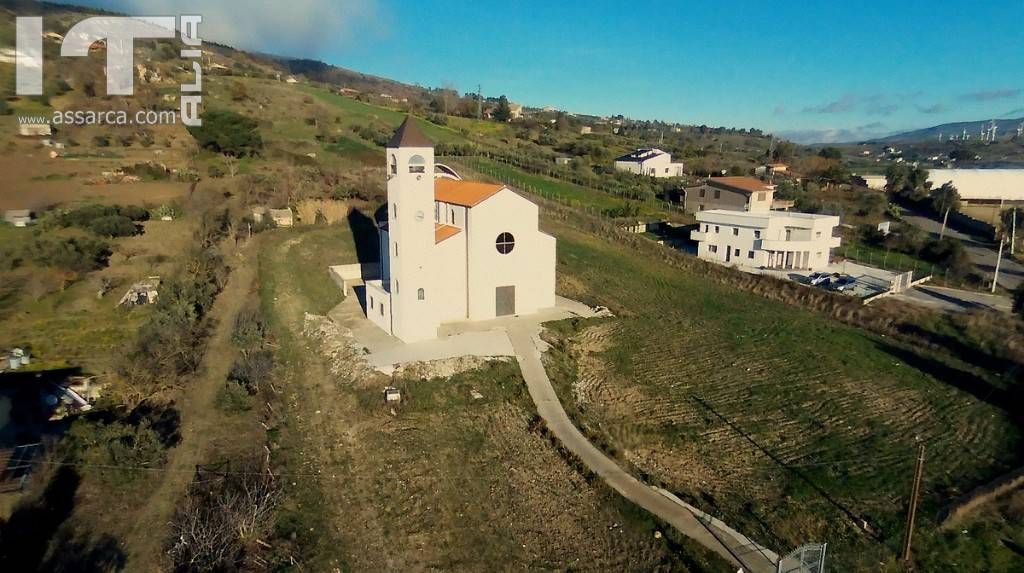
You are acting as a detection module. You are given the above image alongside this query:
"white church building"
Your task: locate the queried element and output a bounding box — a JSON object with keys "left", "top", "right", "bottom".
{"left": 363, "top": 118, "right": 557, "bottom": 342}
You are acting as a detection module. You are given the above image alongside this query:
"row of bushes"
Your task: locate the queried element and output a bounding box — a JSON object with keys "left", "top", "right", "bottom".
{"left": 120, "top": 208, "right": 232, "bottom": 388}
{"left": 49, "top": 203, "right": 150, "bottom": 238}
{"left": 0, "top": 235, "right": 111, "bottom": 274}
{"left": 861, "top": 223, "right": 975, "bottom": 280}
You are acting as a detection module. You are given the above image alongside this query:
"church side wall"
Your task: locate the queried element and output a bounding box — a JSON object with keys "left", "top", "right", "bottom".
{"left": 433, "top": 233, "right": 468, "bottom": 323}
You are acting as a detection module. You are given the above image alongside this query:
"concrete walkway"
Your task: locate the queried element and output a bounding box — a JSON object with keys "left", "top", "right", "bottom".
{"left": 330, "top": 282, "right": 778, "bottom": 571}
{"left": 507, "top": 325, "right": 778, "bottom": 573}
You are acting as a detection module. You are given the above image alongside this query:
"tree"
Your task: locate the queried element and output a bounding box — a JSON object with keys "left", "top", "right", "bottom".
{"left": 929, "top": 182, "right": 960, "bottom": 238}
{"left": 998, "top": 207, "right": 1023, "bottom": 254}
{"left": 187, "top": 110, "right": 263, "bottom": 157}
{"left": 818, "top": 147, "right": 842, "bottom": 160}
{"left": 493, "top": 95, "right": 512, "bottom": 122}
{"left": 772, "top": 140, "right": 796, "bottom": 162}
{"left": 885, "top": 163, "right": 930, "bottom": 202}
{"left": 555, "top": 112, "right": 570, "bottom": 132}
{"left": 855, "top": 192, "right": 888, "bottom": 219}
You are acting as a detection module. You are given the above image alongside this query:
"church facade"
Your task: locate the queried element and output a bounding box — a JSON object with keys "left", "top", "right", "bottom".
{"left": 363, "top": 118, "right": 557, "bottom": 342}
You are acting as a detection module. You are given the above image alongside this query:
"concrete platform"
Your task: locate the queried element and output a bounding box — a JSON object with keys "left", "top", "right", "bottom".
{"left": 328, "top": 290, "right": 600, "bottom": 374}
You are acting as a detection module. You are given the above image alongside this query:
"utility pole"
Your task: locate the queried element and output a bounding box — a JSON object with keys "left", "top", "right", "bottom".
{"left": 940, "top": 206, "right": 950, "bottom": 239}
{"left": 1012, "top": 209, "right": 1017, "bottom": 256}
{"left": 993, "top": 236, "right": 1005, "bottom": 293}
{"left": 477, "top": 84, "right": 483, "bottom": 120}
{"left": 901, "top": 443, "right": 926, "bottom": 565}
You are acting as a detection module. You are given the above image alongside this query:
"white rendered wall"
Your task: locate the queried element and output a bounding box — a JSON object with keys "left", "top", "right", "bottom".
{"left": 465, "top": 190, "right": 556, "bottom": 320}
{"left": 386, "top": 144, "right": 441, "bottom": 342}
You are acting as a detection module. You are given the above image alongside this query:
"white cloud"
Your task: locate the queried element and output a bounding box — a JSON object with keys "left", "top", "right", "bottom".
{"left": 778, "top": 123, "right": 893, "bottom": 144}
{"left": 69, "top": 0, "right": 384, "bottom": 57}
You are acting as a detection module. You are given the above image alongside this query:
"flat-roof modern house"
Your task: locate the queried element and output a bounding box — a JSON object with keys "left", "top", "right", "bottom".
{"left": 682, "top": 177, "right": 775, "bottom": 214}
{"left": 614, "top": 148, "right": 684, "bottom": 178}
{"left": 691, "top": 209, "right": 841, "bottom": 271}
{"left": 364, "top": 117, "right": 557, "bottom": 343}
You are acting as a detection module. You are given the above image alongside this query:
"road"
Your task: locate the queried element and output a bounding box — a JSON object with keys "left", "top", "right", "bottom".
{"left": 893, "top": 284, "right": 1013, "bottom": 313}
{"left": 903, "top": 211, "right": 1024, "bottom": 291}
{"left": 508, "top": 325, "right": 778, "bottom": 573}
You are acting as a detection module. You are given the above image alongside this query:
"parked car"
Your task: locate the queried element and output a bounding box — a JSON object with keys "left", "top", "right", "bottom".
{"left": 830, "top": 275, "right": 857, "bottom": 292}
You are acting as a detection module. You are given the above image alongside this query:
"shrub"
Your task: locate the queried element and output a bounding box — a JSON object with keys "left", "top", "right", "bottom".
{"left": 64, "top": 418, "right": 167, "bottom": 483}
{"left": 228, "top": 350, "right": 274, "bottom": 394}
{"left": 123, "top": 162, "right": 169, "bottom": 181}
{"left": 86, "top": 214, "right": 139, "bottom": 237}
{"left": 27, "top": 236, "right": 111, "bottom": 272}
{"left": 167, "top": 462, "right": 280, "bottom": 571}
{"left": 920, "top": 238, "right": 973, "bottom": 279}
{"left": 215, "top": 382, "right": 253, "bottom": 413}
{"left": 187, "top": 110, "right": 263, "bottom": 157}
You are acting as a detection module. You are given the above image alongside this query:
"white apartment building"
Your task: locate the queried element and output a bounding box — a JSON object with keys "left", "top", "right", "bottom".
{"left": 691, "top": 209, "right": 841, "bottom": 271}
{"left": 614, "top": 148, "right": 685, "bottom": 178}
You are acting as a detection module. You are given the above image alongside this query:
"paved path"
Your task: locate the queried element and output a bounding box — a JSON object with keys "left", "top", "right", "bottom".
{"left": 903, "top": 211, "right": 1024, "bottom": 291}
{"left": 507, "top": 325, "right": 778, "bottom": 573}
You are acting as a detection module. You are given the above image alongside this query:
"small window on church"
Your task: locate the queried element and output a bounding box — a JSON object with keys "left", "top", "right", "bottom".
{"left": 393, "top": 203, "right": 398, "bottom": 219}
{"left": 390, "top": 154, "right": 397, "bottom": 175}
{"left": 496, "top": 232, "right": 515, "bottom": 255}
{"left": 409, "top": 154, "right": 426, "bottom": 174}
{"left": 417, "top": 288, "right": 425, "bottom": 301}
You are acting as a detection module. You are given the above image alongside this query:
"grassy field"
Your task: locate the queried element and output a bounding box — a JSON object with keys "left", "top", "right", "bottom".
{"left": 543, "top": 222, "right": 1023, "bottom": 572}
{"left": 298, "top": 84, "right": 472, "bottom": 144}
{"left": 255, "top": 222, "right": 731, "bottom": 572}
{"left": 0, "top": 219, "right": 194, "bottom": 374}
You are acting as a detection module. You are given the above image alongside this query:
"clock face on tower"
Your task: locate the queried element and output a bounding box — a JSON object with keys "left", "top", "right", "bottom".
{"left": 415, "top": 210, "right": 425, "bottom": 222}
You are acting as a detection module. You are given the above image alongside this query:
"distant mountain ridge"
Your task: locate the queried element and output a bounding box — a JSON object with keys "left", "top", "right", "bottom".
{"left": 873, "top": 117, "right": 1024, "bottom": 143}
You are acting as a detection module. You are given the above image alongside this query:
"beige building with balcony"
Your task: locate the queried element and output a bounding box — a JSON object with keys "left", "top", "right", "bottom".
{"left": 691, "top": 209, "right": 841, "bottom": 271}
{"left": 683, "top": 177, "right": 775, "bottom": 214}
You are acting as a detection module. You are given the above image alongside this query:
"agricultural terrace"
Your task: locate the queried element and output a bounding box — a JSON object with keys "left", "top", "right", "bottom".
{"left": 544, "top": 222, "right": 1022, "bottom": 572}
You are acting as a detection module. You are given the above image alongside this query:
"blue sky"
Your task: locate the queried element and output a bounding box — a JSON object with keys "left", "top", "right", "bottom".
{"left": 62, "top": 0, "right": 1024, "bottom": 142}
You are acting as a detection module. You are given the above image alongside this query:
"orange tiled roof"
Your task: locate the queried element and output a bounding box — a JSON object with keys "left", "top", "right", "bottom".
{"left": 435, "top": 179, "right": 506, "bottom": 207}
{"left": 707, "top": 176, "right": 775, "bottom": 194}
{"left": 435, "top": 223, "right": 461, "bottom": 244}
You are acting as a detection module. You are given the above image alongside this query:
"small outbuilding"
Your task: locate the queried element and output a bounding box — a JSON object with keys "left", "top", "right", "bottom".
{"left": 3, "top": 210, "right": 34, "bottom": 227}
{"left": 18, "top": 123, "right": 52, "bottom": 137}
{"left": 118, "top": 277, "right": 161, "bottom": 307}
